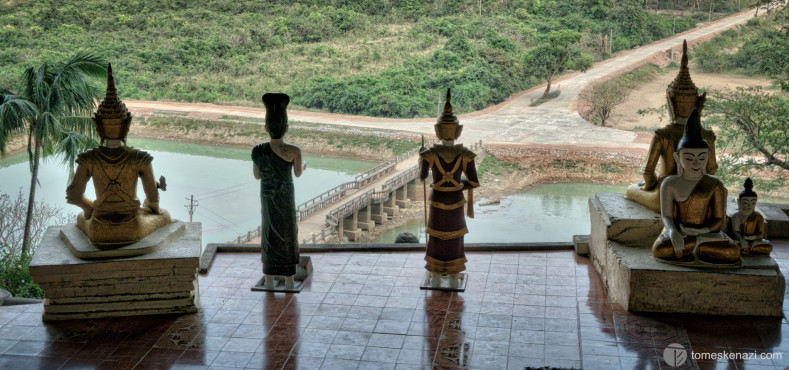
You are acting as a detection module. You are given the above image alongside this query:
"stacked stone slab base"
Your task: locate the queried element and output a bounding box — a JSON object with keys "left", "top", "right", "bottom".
{"left": 588, "top": 192, "right": 785, "bottom": 316}
{"left": 30, "top": 223, "right": 201, "bottom": 321}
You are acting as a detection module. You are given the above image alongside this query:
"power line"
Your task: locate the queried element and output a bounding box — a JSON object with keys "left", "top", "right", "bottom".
{"left": 198, "top": 205, "right": 246, "bottom": 234}
{"left": 196, "top": 183, "right": 256, "bottom": 201}
{"left": 194, "top": 180, "right": 255, "bottom": 198}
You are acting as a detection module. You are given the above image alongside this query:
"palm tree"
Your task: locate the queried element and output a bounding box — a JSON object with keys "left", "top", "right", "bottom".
{"left": 0, "top": 52, "right": 106, "bottom": 256}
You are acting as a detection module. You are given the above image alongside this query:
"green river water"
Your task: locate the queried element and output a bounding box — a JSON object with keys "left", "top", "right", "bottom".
{"left": 4, "top": 140, "right": 781, "bottom": 246}
{"left": 0, "top": 138, "right": 375, "bottom": 244}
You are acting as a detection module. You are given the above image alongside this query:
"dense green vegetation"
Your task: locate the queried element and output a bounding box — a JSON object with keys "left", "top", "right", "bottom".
{"left": 692, "top": 6, "right": 788, "bottom": 90}
{"left": 0, "top": 0, "right": 755, "bottom": 118}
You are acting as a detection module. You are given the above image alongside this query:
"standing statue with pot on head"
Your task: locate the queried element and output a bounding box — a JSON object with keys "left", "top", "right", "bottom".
{"left": 251, "top": 93, "right": 305, "bottom": 290}
{"left": 625, "top": 40, "right": 718, "bottom": 212}
{"left": 419, "top": 89, "right": 480, "bottom": 289}
{"left": 66, "top": 64, "right": 171, "bottom": 246}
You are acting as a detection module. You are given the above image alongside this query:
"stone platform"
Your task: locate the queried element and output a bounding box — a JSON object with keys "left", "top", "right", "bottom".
{"left": 589, "top": 192, "right": 785, "bottom": 316}
{"left": 30, "top": 222, "right": 201, "bottom": 321}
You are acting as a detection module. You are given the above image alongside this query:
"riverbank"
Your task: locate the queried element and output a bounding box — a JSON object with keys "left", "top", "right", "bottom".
{"left": 131, "top": 113, "right": 421, "bottom": 162}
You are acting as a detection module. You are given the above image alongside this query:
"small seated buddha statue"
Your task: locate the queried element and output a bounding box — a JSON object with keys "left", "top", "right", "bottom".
{"left": 66, "top": 64, "right": 171, "bottom": 246}
{"left": 625, "top": 40, "right": 718, "bottom": 212}
{"left": 731, "top": 177, "right": 772, "bottom": 256}
{"left": 651, "top": 108, "right": 739, "bottom": 263}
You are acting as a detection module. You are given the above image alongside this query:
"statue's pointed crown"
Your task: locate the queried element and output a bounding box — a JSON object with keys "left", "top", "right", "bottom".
{"left": 677, "top": 107, "right": 708, "bottom": 151}
{"left": 437, "top": 89, "right": 459, "bottom": 126}
{"left": 668, "top": 40, "right": 699, "bottom": 96}
{"left": 95, "top": 63, "right": 130, "bottom": 120}
{"left": 740, "top": 177, "right": 758, "bottom": 198}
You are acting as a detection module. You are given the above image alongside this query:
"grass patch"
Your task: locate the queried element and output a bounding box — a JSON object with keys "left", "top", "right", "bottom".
{"left": 153, "top": 110, "right": 189, "bottom": 116}
{"left": 529, "top": 90, "right": 561, "bottom": 107}
{"left": 477, "top": 155, "right": 521, "bottom": 177}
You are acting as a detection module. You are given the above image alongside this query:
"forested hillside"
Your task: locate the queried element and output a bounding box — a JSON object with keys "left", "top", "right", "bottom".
{"left": 0, "top": 0, "right": 757, "bottom": 117}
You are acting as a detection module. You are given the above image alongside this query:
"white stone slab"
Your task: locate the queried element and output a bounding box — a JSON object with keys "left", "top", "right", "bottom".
{"left": 60, "top": 221, "right": 186, "bottom": 259}
{"left": 30, "top": 222, "right": 201, "bottom": 321}
{"left": 590, "top": 193, "right": 663, "bottom": 249}
{"left": 251, "top": 256, "right": 313, "bottom": 293}
{"left": 31, "top": 223, "right": 201, "bottom": 276}
{"left": 420, "top": 272, "right": 468, "bottom": 292}
{"left": 600, "top": 241, "right": 784, "bottom": 316}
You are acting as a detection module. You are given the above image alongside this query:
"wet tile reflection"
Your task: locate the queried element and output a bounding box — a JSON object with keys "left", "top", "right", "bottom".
{"left": 1, "top": 241, "right": 789, "bottom": 368}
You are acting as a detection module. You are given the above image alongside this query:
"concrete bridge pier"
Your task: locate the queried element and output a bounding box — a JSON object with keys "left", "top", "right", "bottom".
{"left": 342, "top": 211, "right": 361, "bottom": 242}
{"left": 407, "top": 179, "right": 420, "bottom": 200}
{"left": 383, "top": 192, "right": 399, "bottom": 217}
{"left": 371, "top": 202, "right": 388, "bottom": 225}
{"left": 395, "top": 185, "right": 409, "bottom": 208}
{"left": 357, "top": 206, "right": 374, "bottom": 231}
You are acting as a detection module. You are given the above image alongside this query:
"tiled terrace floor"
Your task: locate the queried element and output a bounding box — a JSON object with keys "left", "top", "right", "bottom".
{"left": 1, "top": 240, "right": 789, "bottom": 369}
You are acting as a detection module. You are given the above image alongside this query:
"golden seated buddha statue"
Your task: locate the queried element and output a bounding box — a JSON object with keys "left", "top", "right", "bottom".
{"left": 731, "top": 178, "right": 773, "bottom": 256}
{"left": 66, "top": 64, "right": 171, "bottom": 247}
{"left": 651, "top": 108, "right": 740, "bottom": 264}
{"left": 625, "top": 40, "right": 718, "bottom": 212}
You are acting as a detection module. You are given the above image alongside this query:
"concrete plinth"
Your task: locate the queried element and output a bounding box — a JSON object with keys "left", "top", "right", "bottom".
{"left": 597, "top": 241, "right": 784, "bottom": 316}
{"left": 251, "top": 256, "right": 313, "bottom": 293}
{"left": 589, "top": 193, "right": 785, "bottom": 316}
{"left": 30, "top": 222, "right": 201, "bottom": 321}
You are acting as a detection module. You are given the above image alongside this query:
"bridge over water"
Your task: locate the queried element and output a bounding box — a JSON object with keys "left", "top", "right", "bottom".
{"left": 236, "top": 141, "right": 483, "bottom": 245}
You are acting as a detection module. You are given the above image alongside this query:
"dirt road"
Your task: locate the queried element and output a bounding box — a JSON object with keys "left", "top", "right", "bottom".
{"left": 125, "top": 7, "right": 768, "bottom": 150}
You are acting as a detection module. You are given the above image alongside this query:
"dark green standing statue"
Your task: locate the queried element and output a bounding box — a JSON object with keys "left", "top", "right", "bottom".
{"left": 251, "top": 93, "right": 305, "bottom": 289}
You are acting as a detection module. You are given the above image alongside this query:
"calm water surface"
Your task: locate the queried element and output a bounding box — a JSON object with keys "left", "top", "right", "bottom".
{"left": 0, "top": 138, "right": 375, "bottom": 245}
{"left": 373, "top": 183, "right": 626, "bottom": 244}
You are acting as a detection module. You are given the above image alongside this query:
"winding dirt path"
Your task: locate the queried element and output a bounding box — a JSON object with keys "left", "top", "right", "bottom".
{"left": 125, "top": 7, "right": 771, "bottom": 150}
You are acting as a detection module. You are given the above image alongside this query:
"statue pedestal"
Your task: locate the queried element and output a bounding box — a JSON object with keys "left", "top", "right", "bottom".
{"left": 588, "top": 193, "right": 785, "bottom": 316}
{"left": 251, "top": 256, "right": 313, "bottom": 293}
{"left": 30, "top": 222, "right": 201, "bottom": 321}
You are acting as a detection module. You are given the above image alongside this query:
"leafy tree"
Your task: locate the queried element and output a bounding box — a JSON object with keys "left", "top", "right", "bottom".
{"left": 0, "top": 52, "right": 105, "bottom": 256}
{"left": 742, "top": 27, "right": 789, "bottom": 91}
{"left": 523, "top": 30, "right": 593, "bottom": 99}
{"left": 705, "top": 88, "right": 788, "bottom": 190}
{"left": 579, "top": 78, "right": 631, "bottom": 127}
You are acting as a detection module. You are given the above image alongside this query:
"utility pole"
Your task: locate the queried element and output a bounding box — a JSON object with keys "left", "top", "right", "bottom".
{"left": 185, "top": 195, "right": 198, "bottom": 222}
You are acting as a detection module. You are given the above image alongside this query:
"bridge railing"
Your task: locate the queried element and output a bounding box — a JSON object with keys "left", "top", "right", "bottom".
{"left": 382, "top": 166, "right": 420, "bottom": 192}
{"left": 296, "top": 181, "right": 357, "bottom": 222}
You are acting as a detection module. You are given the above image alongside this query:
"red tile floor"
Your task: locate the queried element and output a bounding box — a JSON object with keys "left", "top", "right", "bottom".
{"left": 1, "top": 240, "right": 789, "bottom": 369}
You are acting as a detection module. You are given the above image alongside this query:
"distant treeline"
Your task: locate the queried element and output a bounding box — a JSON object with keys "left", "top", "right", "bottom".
{"left": 0, "top": 0, "right": 762, "bottom": 117}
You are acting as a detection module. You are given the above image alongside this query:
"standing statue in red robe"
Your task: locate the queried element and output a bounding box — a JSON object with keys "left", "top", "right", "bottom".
{"left": 419, "top": 89, "right": 480, "bottom": 289}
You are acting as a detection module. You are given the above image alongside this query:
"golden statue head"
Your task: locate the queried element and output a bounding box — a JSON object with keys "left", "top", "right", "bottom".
{"left": 434, "top": 89, "right": 463, "bottom": 141}
{"left": 92, "top": 63, "right": 132, "bottom": 143}
{"left": 666, "top": 40, "right": 707, "bottom": 122}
